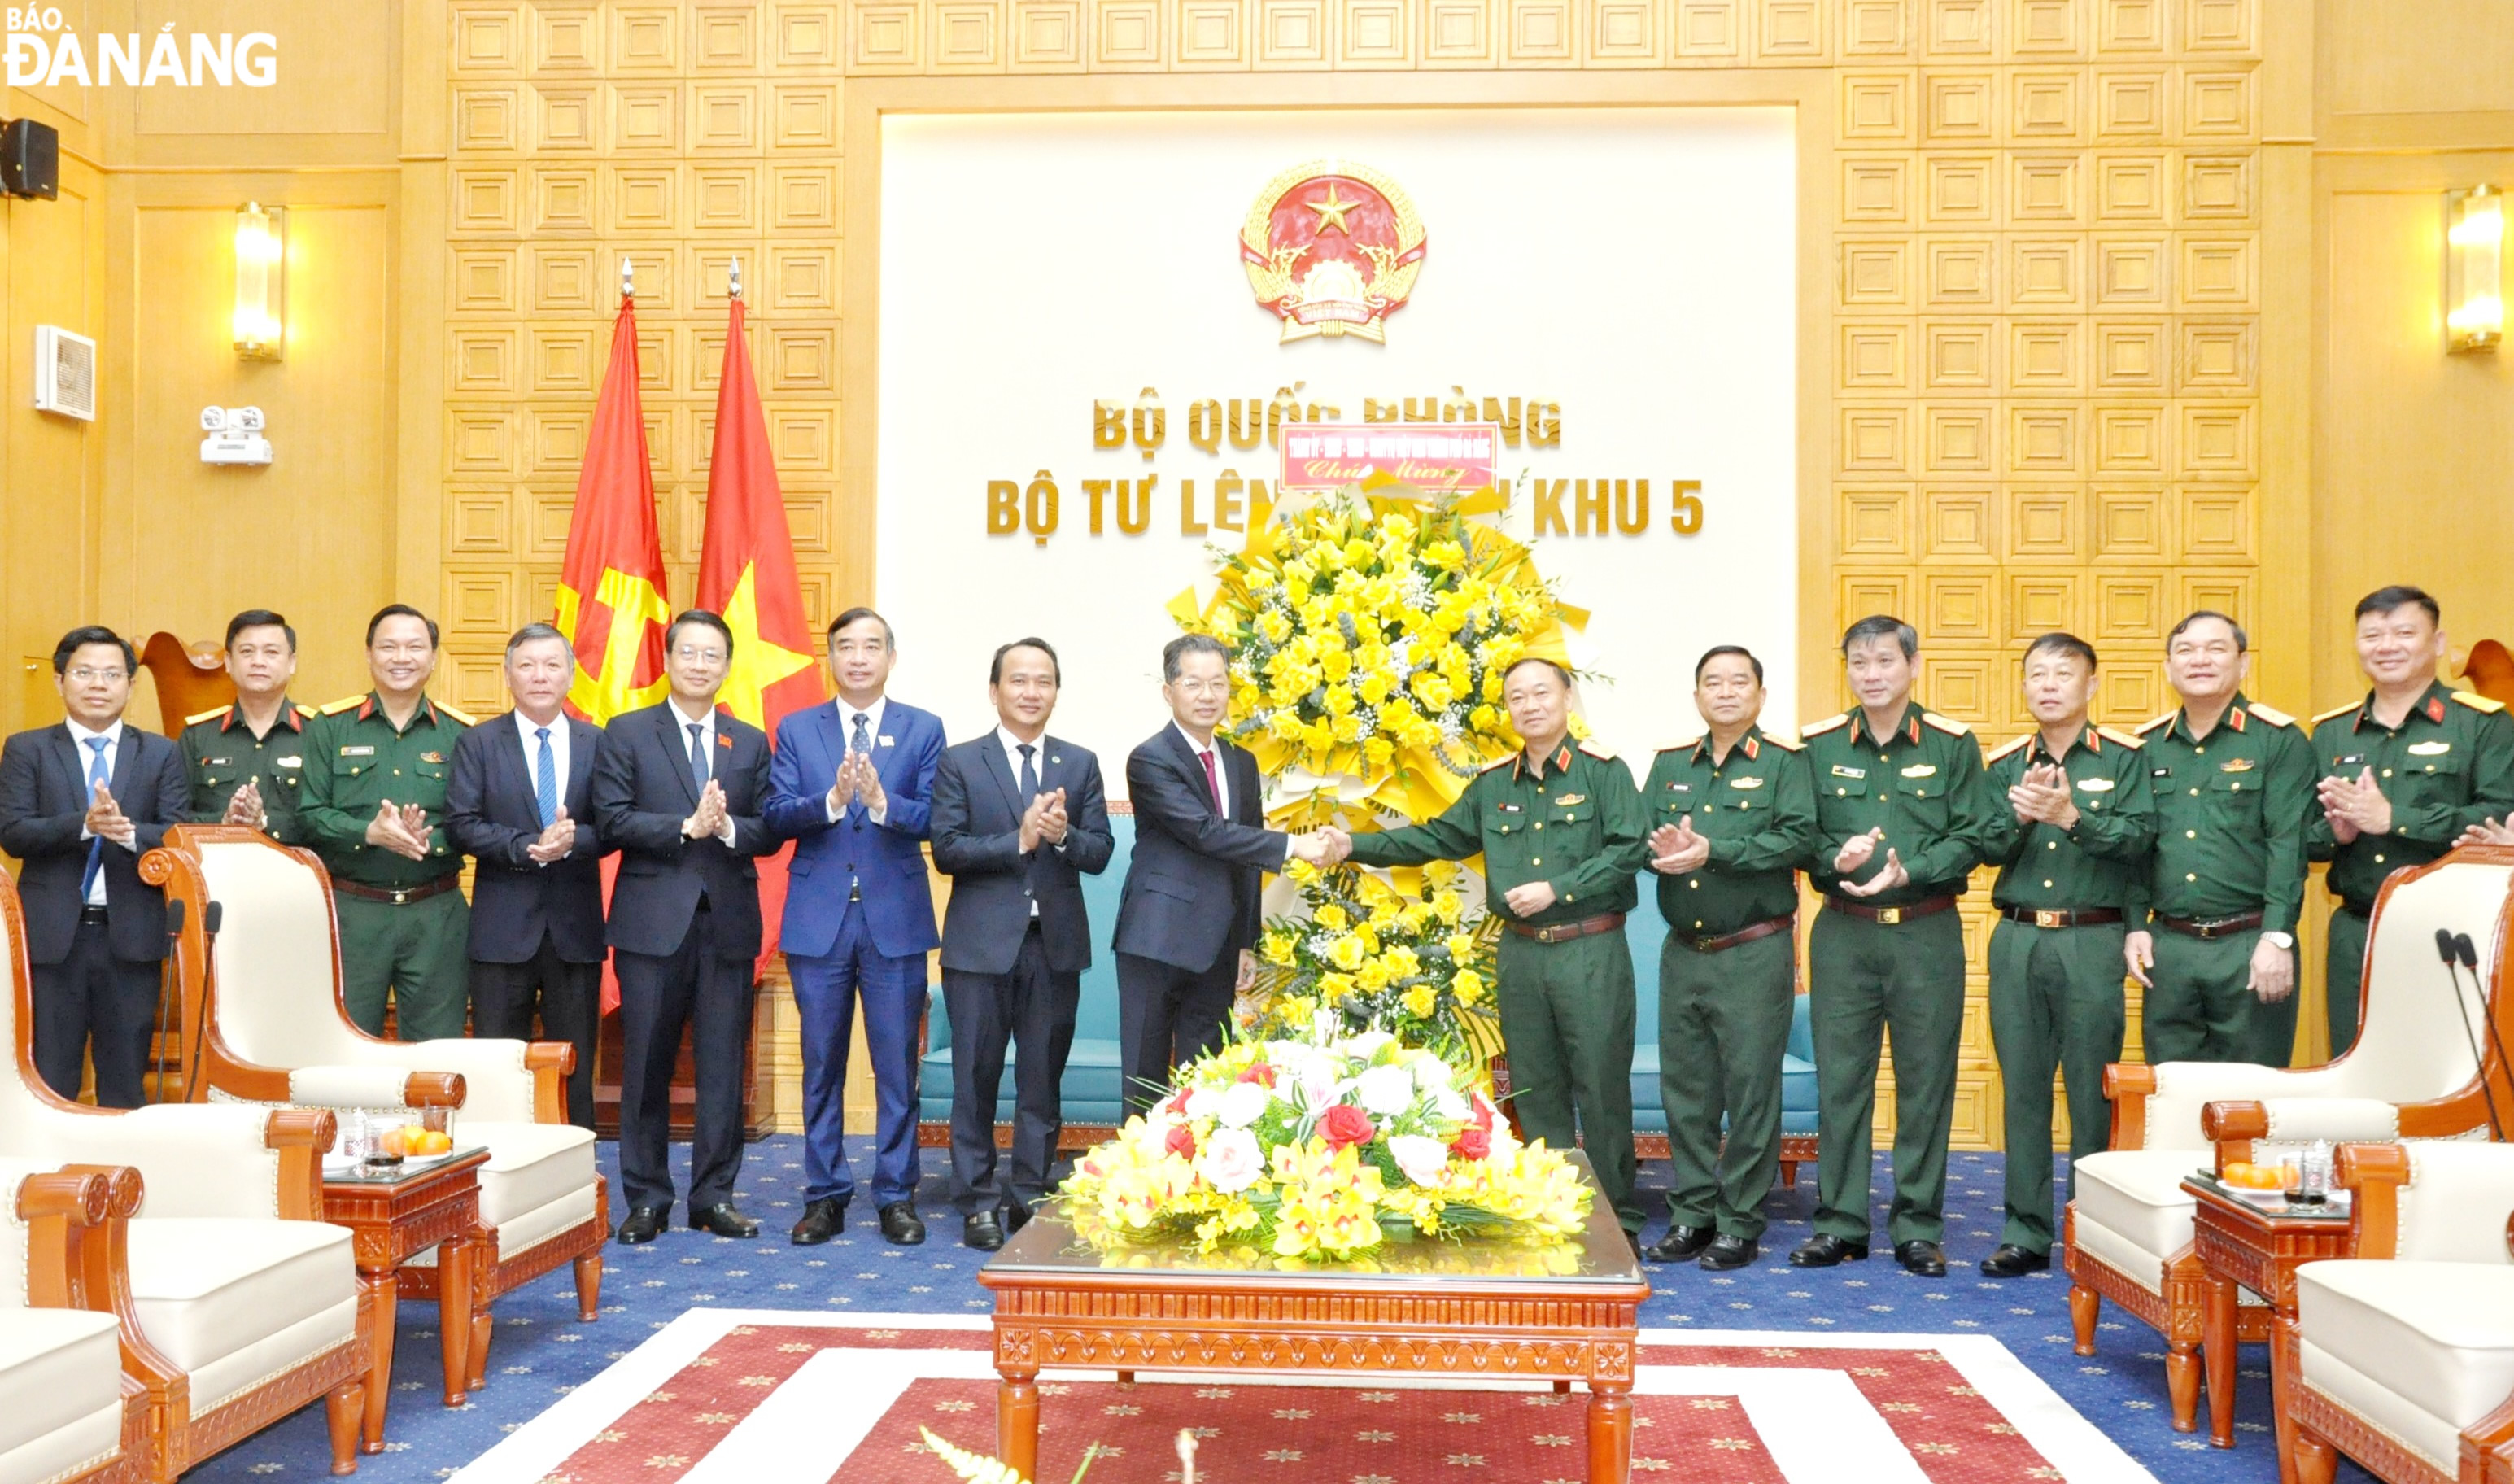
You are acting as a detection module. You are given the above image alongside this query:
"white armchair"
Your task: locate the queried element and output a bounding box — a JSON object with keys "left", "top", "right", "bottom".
{"left": 2288, "top": 1140, "right": 2514, "bottom": 1484}
{"left": 142, "top": 827, "right": 606, "bottom": 1397}
{"left": 0, "top": 1159, "right": 146, "bottom": 1484}
{"left": 0, "top": 875, "right": 368, "bottom": 1480}
{"left": 2066, "top": 849, "right": 2514, "bottom": 1439}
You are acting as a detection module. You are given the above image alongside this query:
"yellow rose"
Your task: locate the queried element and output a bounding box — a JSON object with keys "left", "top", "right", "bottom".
{"left": 1433, "top": 890, "right": 1463, "bottom": 924}
{"left": 1332, "top": 714, "right": 1363, "bottom": 744}
{"left": 1410, "top": 671, "right": 1456, "bottom": 710}
{"left": 1342, "top": 538, "right": 1377, "bottom": 570}
{"left": 1356, "top": 671, "right": 1395, "bottom": 706}
{"left": 1355, "top": 958, "right": 1391, "bottom": 992}
{"left": 1445, "top": 932, "right": 1477, "bottom": 961}
{"left": 1256, "top": 609, "right": 1294, "bottom": 644}
{"left": 1327, "top": 936, "right": 1367, "bottom": 971}
{"left": 1318, "top": 972, "right": 1356, "bottom": 1002}
{"left": 1363, "top": 735, "right": 1396, "bottom": 766}
{"left": 1260, "top": 931, "right": 1296, "bottom": 967}
{"left": 1321, "top": 651, "right": 1355, "bottom": 687}
{"left": 1284, "top": 577, "right": 1312, "bottom": 607}
{"left": 1314, "top": 902, "right": 1349, "bottom": 932}
{"left": 1403, "top": 984, "right": 1438, "bottom": 1018}
{"left": 1451, "top": 970, "right": 1486, "bottom": 1004}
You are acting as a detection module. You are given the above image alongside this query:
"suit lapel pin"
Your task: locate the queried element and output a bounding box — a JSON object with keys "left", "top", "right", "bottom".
{"left": 1051, "top": 755, "right": 1062, "bottom": 765}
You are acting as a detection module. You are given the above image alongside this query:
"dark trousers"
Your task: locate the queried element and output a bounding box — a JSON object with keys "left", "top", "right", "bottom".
{"left": 613, "top": 906, "right": 755, "bottom": 1214}
{"left": 789, "top": 901, "right": 927, "bottom": 1210}
{"left": 944, "top": 924, "right": 1080, "bottom": 1218}
{"left": 469, "top": 937, "right": 601, "bottom": 1129}
{"left": 1115, "top": 950, "right": 1235, "bottom": 1120}
{"left": 32, "top": 914, "right": 161, "bottom": 1108}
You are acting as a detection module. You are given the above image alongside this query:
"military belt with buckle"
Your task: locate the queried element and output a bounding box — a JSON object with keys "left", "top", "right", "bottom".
{"left": 1504, "top": 911, "right": 1626, "bottom": 945}
{"left": 1675, "top": 912, "right": 1796, "bottom": 954}
{"left": 1822, "top": 893, "right": 1958, "bottom": 927}
{"left": 1999, "top": 906, "right": 2125, "bottom": 930}
{"left": 2156, "top": 911, "right": 2264, "bottom": 941}
{"left": 334, "top": 876, "right": 462, "bottom": 906}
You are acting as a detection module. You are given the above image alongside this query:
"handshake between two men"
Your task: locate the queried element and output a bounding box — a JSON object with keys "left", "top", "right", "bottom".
{"left": 1285, "top": 826, "right": 1569, "bottom": 919}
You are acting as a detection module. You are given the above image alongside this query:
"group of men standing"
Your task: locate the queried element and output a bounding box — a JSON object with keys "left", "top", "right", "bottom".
{"left": 3, "top": 583, "right": 2508, "bottom": 1274}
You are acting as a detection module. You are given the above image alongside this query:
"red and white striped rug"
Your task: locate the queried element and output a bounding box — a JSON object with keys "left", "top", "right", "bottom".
{"left": 451, "top": 1312, "right": 2155, "bottom": 1484}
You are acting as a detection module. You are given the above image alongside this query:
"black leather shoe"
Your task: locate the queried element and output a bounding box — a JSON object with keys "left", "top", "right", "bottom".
{"left": 617, "top": 1206, "right": 666, "bottom": 1244}
{"left": 690, "top": 1202, "right": 760, "bottom": 1238}
{"left": 1644, "top": 1224, "right": 1713, "bottom": 1264}
{"left": 1699, "top": 1235, "right": 1761, "bottom": 1272}
{"left": 1979, "top": 1244, "right": 2050, "bottom": 1277}
{"left": 790, "top": 1198, "right": 844, "bottom": 1246}
{"left": 879, "top": 1201, "right": 927, "bottom": 1246}
{"left": 1001, "top": 1201, "right": 1033, "bottom": 1237}
{"left": 1895, "top": 1239, "right": 1948, "bottom": 1277}
{"left": 1788, "top": 1233, "right": 1870, "bottom": 1268}
{"left": 962, "top": 1212, "right": 1005, "bottom": 1251}
{"left": 1626, "top": 1229, "right": 1643, "bottom": 1260}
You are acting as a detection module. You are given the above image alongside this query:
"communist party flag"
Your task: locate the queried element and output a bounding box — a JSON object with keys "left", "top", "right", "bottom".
{"left": 553, "top": 290, "right": 669, "bottom": 1013}
{"left": 697, "top": 284, "right": 823, "bottom": 971}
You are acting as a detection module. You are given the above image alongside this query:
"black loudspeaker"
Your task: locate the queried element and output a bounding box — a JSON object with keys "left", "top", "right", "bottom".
{"left": 1, "top": 119, "right": 60, "bottom": 201}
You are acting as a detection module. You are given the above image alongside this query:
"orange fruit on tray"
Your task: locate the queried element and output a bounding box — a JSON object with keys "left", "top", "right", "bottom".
{"left": 378, "top": 1128, "right": 408, "bottom": 1159}
{"left": 423, "top": 1131, "right": 453, "bottom": 1154}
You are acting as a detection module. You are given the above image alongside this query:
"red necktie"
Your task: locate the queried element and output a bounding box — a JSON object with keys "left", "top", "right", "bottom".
{"left": 1199, "top": 747, "right": 1222, "bottom": 814}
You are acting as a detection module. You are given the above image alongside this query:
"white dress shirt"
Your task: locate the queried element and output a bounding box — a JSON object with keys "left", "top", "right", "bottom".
{"left": 67, "top": 717, "right": 124, "bottom": 906}
{"left": 1172, "top": 719, "right": 1228, "bottom": 817}
{"left": 667, "top": 699, "right": 737, "bottom": 843}
{"left": 827, "top": 696, "right": 891, "bottom": 826}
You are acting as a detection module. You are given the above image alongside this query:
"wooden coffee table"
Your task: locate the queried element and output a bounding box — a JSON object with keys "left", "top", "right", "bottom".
{"left": 321, "top": 1147, "right": 487, "bottom": 1452}
{"left": 2183, "top": 1172, "right": 2357, "bottom": 1484}
{"left": 979, "top": 1150, "right": 1649, "bottom": 1484}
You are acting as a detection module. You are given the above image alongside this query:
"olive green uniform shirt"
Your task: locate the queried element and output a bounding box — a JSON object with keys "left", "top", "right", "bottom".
{"left": 2123, "top": 695, "right": 2312, "bottom": 934}
{"left": 1798, "top": 702, "right": 1996, "bottom": 903}
{"left": 1639, "top": 725, "right": 1818, "bottom": 938}
{"left": 1344, "top": 739, "right": 1648, "bottom": 926}
{"left": 2306, "top": 681, "right": 2514, "bottom": 913}
{"left": 298, "top": 692, "right": 474, "bottom": 888}
{"left": 179, "top": 698, "right": 316, "bottom": 845}
{"left": 1981, "top": 722, "right": 2158, "bottom": 910}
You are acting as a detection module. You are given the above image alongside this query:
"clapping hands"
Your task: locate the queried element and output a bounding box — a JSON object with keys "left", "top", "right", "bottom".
{"left": 526, "top": 805, "right": 576, "bottom": 863}
{"left": 83, "top": 783, "right": 137, "bottom": 849}
{"left": 1831, "top": 826, "right": 1909, "bottom": 897}
{"left": 683, "top": 778, "right": 731, "bottom": 840}
{"left": 364, "top": 799, "right": 431, "bottom": 860}
{"left": 221, "top": 779, "right": 267, "bottom": 831}
{"left": 2460, "top": 815, "right": 2514, "bottom": 848}
{"left": 1648, "top": 816, "right": 1709, "bottom": 875}
{"left": 825, "top": 749, "right": 889, "bottom": 818}
{"left": 2008, "top": 761, "right": 2079, "bottom": 828}
{"left": 1018, "top": 788, "right": 1071, "bottom": 853}
{"left": 2318, "top": 767, "right": 2390, "bottom": 843}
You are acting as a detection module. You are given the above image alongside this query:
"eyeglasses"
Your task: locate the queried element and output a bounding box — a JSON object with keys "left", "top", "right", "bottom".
{"left": 1171, "top": 679, "right": 1231, "bottom": 697}
{"left": 673, "top": 646, "right": 728, "bottom": 665}
{"left": 67, "top": 668, "right": 128, "bottom": 684}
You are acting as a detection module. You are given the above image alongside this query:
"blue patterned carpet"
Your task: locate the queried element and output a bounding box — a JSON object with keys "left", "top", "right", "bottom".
{"left": 178, "top": 1136, "right": 2373, "bottom": 1483}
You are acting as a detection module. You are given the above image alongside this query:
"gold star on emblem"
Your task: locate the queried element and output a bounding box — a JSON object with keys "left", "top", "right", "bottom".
{"left": 1306, "top": 185, "right": 1358, "bottom": 236}
{"left": 714, "top": 562, "right": 815, "bottom": 728}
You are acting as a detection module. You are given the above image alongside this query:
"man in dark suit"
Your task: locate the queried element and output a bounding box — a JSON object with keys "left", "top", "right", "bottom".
{"left": 0, "top": 626, "right": 190, "bottom": 1106}
{"left": 1115, "top": 634, "right": 1333, "bottom": 1119}
{"left": 765, "top": 607, "right": 945, "bottom": 1247}
{"left": 929, "top": 638, "right": 1114, "bottom": 1249}
{"left": 446, "top": 622, "right": 609, "bottom": 1129}
{"left": 589, "top": 610, "right": 777, "bottom": 1243}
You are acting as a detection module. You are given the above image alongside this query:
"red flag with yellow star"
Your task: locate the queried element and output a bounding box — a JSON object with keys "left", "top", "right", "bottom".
{"left": 555, "top": 291, "right": 670, "bottom": 1015}
{"left": 697, "top": 288, "right": 823, "bottom": 970}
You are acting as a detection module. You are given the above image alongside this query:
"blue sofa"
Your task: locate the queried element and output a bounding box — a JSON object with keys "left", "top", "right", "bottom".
{"left": 918, "top": 814, "right": 1820, "bottom": 1185}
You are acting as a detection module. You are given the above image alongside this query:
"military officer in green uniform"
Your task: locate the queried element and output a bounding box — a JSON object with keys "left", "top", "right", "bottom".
{"left": 299, "top": 604, "right": 477, "bottom": 1041}
{"left": 1328, "top": 657, "right": 1652, "bottom": 1243}
{"left": 2307, "top": 585, "right": 2514, "bottom": 1056}
{"left": 2123, "top": 611, "right": 2312, "bottom": 1068}
{"left": 1976, "top": 634, "right": 2157, "bottom": 1277}
{"left": 1638, "top": 645, "right": 1817, "bottom": 1271}
{"left": 180, "top": 609, "right": 316, "bottom": 843}
{"left": 1792, "top": 615, "right": 1997, "bottom": 1277}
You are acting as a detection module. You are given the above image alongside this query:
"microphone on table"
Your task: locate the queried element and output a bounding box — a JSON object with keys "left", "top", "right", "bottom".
{"left": 152, "top": 899, "right": 185, "bottom": 1102}
{"left": 2441, "top": 928, "right": 2507, "bottom": 1141}
{"left": 182, "top": 901, "right": 226, "bottom": 1106}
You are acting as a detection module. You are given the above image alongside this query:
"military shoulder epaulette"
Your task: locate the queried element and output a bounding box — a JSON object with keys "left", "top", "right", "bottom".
{"left": 1760, "top": 732, "right": 1804, "bottom": 752}
{"left": 1658, "top": 735, "right": 1704, "bottom": 755}
{"left": 1922, "top": 711, "right": 1971, "bottom": 736}
{"left": 2310, "top": 701, "right": 2363, "bottom": 726}
{"left": 434, "top": 701, "right": 478, "bottom": 726}
{"left": 294, "top": 704, "right": 317, "bottom": 719}
{"left": 2097, "top": 725, "right": 2147, "bottom": 750}
{"left": 1576, "top": 737, "right": 1617, "bottom": 762}
{"left": 1480, "top": 753, "right": 1517, "bottom": 774}
{"left": 2451, "top": 689, "right": 2507, "bottom": 714}
{"left": 1799, "top": 712, "right": 1851, "bottom": 738}
{"left": 183, "top": 705, "right": 229, "bottom": 727}
{"left": 317, "top": 695, "right": 366, "bottom": 716}
{"left": 2137, "top": 710, "right": 2178, "bottom": 734}
{"left": 2245, "top": 701, "right": 2295, "bottom": 727}
{"left": 1984, "top": 734, "right": 2033, "bottom": 764}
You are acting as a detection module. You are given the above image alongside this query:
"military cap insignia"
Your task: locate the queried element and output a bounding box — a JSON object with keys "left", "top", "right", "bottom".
{"left": 2220, "top": 757, "right": 2255, "bottom": 772}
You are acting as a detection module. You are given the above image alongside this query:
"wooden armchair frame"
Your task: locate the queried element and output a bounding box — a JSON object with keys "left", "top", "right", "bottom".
{"left": 2066, "top": 845, "right": 2514, "bottom": 1438}
{"left": 144, "top": 826, "right": 604, "bottom": 1394}
{"left": 2281, "top": 1145, "right": 2514, "bottom": 1484}
{"left": 17, "top": 1165, "right": 152, "bottom": 1484}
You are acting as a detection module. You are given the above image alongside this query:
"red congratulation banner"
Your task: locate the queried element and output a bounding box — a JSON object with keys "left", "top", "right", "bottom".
{"left": 1277, "top": 422, "right": 1501, "bottom": 495}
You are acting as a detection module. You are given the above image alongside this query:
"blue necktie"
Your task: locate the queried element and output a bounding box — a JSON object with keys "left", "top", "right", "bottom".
{"left": 534, "top": 727, "right": 558, "bottom": 828}
{"left": 79, "top": 736, "right": 110, "bottom": 901}
{"left": 687, "top": 722, "right": 709, "bottom": 793}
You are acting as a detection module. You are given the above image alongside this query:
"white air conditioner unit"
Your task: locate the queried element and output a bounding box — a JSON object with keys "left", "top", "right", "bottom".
{"left": 34, "top": 325, "right": 95, "bottom": 421}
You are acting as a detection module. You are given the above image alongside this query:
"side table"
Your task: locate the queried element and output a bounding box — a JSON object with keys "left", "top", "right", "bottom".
{"left": 2182, "top": 1173, "right": 2355, "bottom": 1484}
{"left": 322, "top": 1147, "right": 489, "bottom": 1452}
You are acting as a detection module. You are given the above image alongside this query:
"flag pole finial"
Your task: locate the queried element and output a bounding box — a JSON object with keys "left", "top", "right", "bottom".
{"left": 621, "top": 256, "right": 635, "bottom": 301}
{"left": 728, "top": 255, "right": 744, "bottom": 302}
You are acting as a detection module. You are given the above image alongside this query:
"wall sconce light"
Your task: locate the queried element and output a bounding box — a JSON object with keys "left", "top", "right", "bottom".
{"left": 234, "top": 202, "right": 285, "bottom": 360}
{"left": 2447, "top": 185, "right": 2503, "bottom": 353}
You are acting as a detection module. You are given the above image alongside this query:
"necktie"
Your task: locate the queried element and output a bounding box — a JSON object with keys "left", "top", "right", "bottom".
{"left": 1199, "top": 746, "right": 1222, "bottom": 814}
{"left": 534, "top": 727, "right": 558, "bottom": 828}
{"left": 1017, "top": 742, "right": 1040, "bottom": 801}
{"left": 79, "top": 736, "right": 110, "bottom": 901}
{"left": 687, "top": 722, "right": 709, "bottom": 792}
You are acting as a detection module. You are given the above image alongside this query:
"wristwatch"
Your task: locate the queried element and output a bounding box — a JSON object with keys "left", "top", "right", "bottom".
{"left": 2263, "top": 931, "right": 2295, "bottom": 949}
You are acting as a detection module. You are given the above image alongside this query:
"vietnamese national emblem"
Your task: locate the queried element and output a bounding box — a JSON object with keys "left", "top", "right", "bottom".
{"left": 1239, "top": 159, "right": 1426, "bottom": 343}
